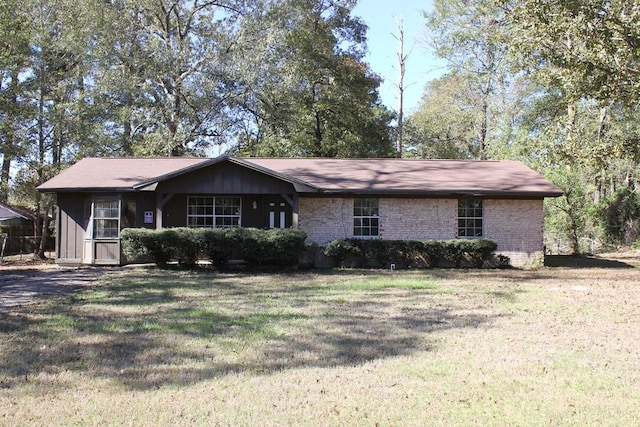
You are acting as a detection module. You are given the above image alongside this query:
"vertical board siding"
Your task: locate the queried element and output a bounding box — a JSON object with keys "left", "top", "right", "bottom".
{"left": 57, "top": 193, "right": 87, "bottom": 262}
{"left": 157, "top": 162, "right": 295, "bottom": 194}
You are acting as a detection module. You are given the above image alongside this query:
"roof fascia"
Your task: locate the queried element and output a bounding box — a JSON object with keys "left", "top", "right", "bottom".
{"left": 38, "top": 187, "right": 138, "bottom": 194}
{"left": 308, "top": 189, "right": 564, "bottom": 198}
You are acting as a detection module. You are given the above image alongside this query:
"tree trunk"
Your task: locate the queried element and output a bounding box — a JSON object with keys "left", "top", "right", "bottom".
{"left": 395, "top": 20, "right": 406, "bottom": 159}
{"left": 479, "top": 97, "right": 488, "bottom": 160}
{"left": 565, "top": 102, "right": 577, "bottom": 166}
{"left": 0, "top": 70, "right": 19, "bottom": 203}
{"left": 0, "top": 156, "right": 10, "bottom": 203}
{"left": 36, "top": 211, "right": 51, "bottom": 259}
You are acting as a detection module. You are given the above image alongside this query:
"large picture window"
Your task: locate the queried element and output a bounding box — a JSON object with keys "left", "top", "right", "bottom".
{"left": 353, "top": 198, "right": 379, "bottom": 237}
{"left": 458, "top": 199, "right": 483, "bottom": 237}
{"left": 215, "top": 197, "right": 241, "bottom": 227}
{"left": 94, "top": 199, "right": 120, "bottom": 239}
{"left": 187, "top": 196, "right": 241, "bottom": 228}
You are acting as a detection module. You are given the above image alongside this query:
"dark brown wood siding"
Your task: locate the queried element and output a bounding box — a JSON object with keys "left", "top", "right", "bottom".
{"left": 156, "top": 162, "right": 295, "bottom": 194}
{"left": 123, "top": 192, "right": 156, "bottom": 229}
{"left": 94, "top": 240, "right": 120, "bottom": 265}
{"left": 56, "top": 193, "right": 88, "bottom": 263}
{"left": 163, "top": 194, "right": 188, "bottom": 228}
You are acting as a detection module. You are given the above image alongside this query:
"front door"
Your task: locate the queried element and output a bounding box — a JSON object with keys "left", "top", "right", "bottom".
{"left": 266, "top": 198, "right": 288, "bottom": 229}
{"left": 242, "top": 196, "right": 292, "bottom": 229}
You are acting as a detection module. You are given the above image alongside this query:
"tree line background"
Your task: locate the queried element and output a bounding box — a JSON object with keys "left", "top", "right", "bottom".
{"left": 1, "top": 0, "right": 639, "bottom": 256}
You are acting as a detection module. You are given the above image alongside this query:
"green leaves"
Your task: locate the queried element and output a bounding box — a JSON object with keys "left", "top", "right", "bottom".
{"left": 234, "top": 0, "right": 393, "bottom": 158}
{"left": 500, "top": 0, "right": 640, "bottom": 105}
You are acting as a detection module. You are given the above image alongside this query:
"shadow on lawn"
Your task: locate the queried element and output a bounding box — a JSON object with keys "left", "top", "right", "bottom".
{"left": 544, "top": 254, "right": 636, "bottom": 269}
{"left": 0, "top": 270, "right": 503, "bottom": 391}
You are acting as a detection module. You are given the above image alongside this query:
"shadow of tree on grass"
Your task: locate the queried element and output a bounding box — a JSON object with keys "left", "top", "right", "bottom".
{"left": 0, "top": 270, "right": 504, "bottom": 391}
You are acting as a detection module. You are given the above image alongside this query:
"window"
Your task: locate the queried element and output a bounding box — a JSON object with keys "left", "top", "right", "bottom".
{"left": 215, "top": 197, "right": 241, "bottom": 228}
{"left": 94, "top": 199, "right": 120, "bottom": 239}
{"left": 458, "top": 199, "right": 483, "bottom": 237}
{"left": 188, "top": 197, "right": 214, "bottom": 227}
{"left": 187, "top": 196, "right": 241, "bottom": 228}
{"left": 353, "top": 198, "right": 379, "bottom": 237}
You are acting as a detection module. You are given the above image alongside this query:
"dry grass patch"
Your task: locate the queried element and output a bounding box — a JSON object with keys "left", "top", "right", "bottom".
{"left": 1, "top": 257, "right": 640, "bottom": 425}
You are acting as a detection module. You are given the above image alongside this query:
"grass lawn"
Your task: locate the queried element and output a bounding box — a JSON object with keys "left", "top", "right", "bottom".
{"left": 1, "top": 261, "right": 639, "bottom": 426}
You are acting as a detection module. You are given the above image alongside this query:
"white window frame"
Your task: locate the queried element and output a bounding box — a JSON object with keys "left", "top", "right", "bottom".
{"left": 457, "top": 199, "right": 483, "bottom": 238}
{"left": 353, "top": 198, "right": 379, "bottom": 238}
{"left": 93, "top": 198, "right": 120, "bottom": 239}
{"left": 187, "top": 196, "right": 241, "bottom": 228}
{"left": 214, "top": 197, "right": 242, "bottom": 228}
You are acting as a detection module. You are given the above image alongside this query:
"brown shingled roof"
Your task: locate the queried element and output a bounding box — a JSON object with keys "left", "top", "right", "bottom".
{"left": 37, "top": 157, "right": 210, "bottom": 191}
{"left": 241, "top": 158, "right": 563, "bottom": 197}
{"left": 38, "top": 156, "right": 563, "bottom": 198}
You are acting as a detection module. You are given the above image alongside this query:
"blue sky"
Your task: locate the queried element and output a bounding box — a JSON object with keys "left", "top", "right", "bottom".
{"left": 352, "top": 0, "right": 448, "bottom": 114}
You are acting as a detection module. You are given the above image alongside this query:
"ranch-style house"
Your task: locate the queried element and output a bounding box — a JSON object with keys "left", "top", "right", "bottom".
{"left": 37, "top": 156, "right": 563, "bottom": 267}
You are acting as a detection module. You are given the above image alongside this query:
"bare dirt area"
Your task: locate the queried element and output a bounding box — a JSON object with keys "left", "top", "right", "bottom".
{"left": 0, "top": 256, "right": 106, "bottom": 311}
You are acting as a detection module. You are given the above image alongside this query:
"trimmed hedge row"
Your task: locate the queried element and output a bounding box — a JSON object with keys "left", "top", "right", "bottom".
{"left": 323, "top": 238, "right": 503, "bottom": 269}
{"left": 121, "top": 227, "right": 307, "bottom": 267}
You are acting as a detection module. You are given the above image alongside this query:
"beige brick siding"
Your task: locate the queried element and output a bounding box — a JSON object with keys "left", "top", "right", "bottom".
{"left": 299, "top": 196, "right": 545, "bottom": 267}
{"left": 484, "top": 199, "right": 544, "bottom": 267}
{"left": 379, "top": 198, "right": 457, "bottom": 240}
{"left": 299, "top": 197, "right": 353, "bottom": 243}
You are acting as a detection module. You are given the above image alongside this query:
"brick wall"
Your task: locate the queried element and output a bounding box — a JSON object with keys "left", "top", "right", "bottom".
{"left": 379, "top": 198, "right": 457, "bottom": 240}
{"left": 299, "top": 197, "right": 353, "bottom": 243}
{"left": 299, "top": 196, "right": 545, "bottom": 267}
{"left": 484, "top": 199, "right": 544, "bottom": 267}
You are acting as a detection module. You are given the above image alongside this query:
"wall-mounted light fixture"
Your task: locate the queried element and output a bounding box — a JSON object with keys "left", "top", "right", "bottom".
{"left": 252, "top": 201, "right": 257, "bottom": 209}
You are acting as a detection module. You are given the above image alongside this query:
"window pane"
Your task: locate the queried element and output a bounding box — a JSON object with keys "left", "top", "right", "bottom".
{"left": 353, "top": 198, "right": 379, "bottom": 237}
{"left": 93, "top": 200, "right": 119, "bottom": 238}
{"left": 457, "top": 199, "right": 483, "bottom": 238}
{"left": 95, "top": 219, "right": 119, "bottom": 238}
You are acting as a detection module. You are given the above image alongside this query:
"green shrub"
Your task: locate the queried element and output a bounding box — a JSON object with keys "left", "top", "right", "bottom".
{"left": 121, "top": 228, "right": 173, "bottom": 266}
{"left": 121, "top": 228, "right": 149, "bottom": 261}
{"left": 323, "top": 239, "right": 361, "bottom": 265}
{"left": 261, "top": 228, "right": 307, "bottom": 266}
{"left": 359, "top": 239, "right": 388, "bottom": 268}
{"left": 167, "top": 228, "right": 200, "bottom": 267}
{"left": 122, "top": 227, "right": 306, "bottom": 268}
{"left": 201, "top": 228, "right": 234, "bottom": 267}
{"left": 439, "top": 239, "right": 498, "bottom": 268}
{"left": 422, "top": 240, "right": 444, "bottom": 266}
{"left": 322, "top": 238, "right": 500, "bottom": 269}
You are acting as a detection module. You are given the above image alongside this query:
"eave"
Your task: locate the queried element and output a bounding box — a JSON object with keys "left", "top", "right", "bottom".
{"left": 300, "top": 189, "right": 564, "bottom": 199}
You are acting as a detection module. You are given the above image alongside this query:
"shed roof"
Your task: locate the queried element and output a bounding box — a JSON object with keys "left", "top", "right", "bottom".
{"left": 37, "top": 156, "right": 563, "bottom": 198}
{"left": 0, "top": 203, "right": 33, "bottom": 221}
